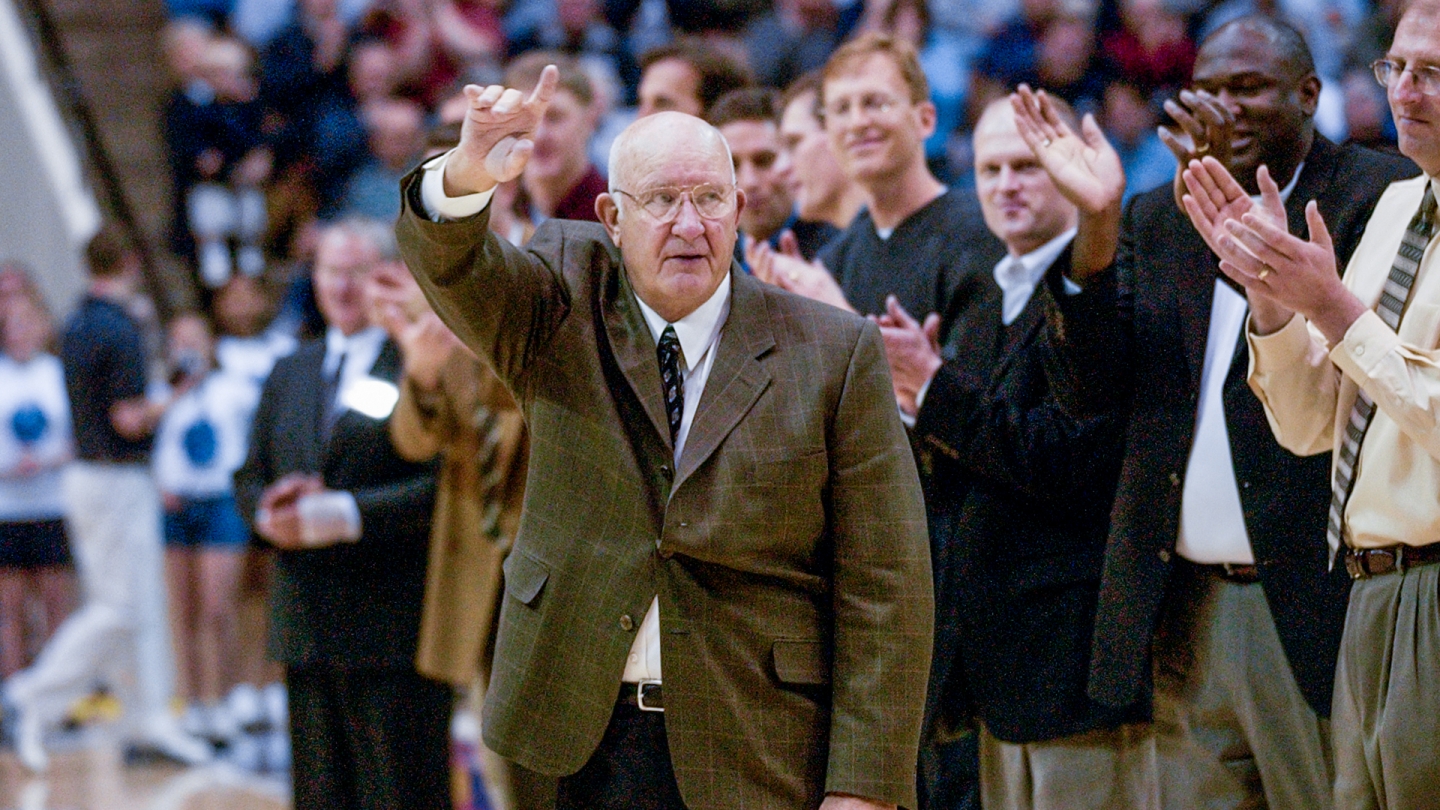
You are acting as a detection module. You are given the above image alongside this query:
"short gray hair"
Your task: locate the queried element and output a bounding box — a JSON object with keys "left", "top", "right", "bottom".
{"left": 319, "top": 216, "right": 398, "bottom": 262}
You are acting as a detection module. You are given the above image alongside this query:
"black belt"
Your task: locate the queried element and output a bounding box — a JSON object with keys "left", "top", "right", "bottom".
{"left": 1191, "top": 561, "right": 1261, "bottom": 584}
{"left": 619, "top": 681, "right": 664, "bottom": 712}
{"left": 1343, "top": 544, "right": 1440, "bottom": 580}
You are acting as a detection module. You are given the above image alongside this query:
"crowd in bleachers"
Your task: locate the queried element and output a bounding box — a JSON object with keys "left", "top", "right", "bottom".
{"left": 0, "top": 0, "right": 1426, "bottom": 807}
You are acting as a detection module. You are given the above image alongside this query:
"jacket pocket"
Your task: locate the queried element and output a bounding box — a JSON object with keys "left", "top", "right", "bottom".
{"left": 771, "top": 639, "right": 830, "bottom": 685}
{"left": 503, "top": 549, "right": 549, "bottom": 606}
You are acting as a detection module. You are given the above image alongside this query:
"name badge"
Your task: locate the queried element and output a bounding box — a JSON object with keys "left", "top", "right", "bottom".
{"left": 338, "top": 376, "right": 400, "bottom": 420}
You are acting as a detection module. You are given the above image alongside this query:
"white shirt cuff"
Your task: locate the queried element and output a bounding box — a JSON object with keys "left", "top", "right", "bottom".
{"left": 296, "top": 491, "right": 362, "bottom": 547}
{"left": 419, "top": 150, "right": 498, "bottom": 222}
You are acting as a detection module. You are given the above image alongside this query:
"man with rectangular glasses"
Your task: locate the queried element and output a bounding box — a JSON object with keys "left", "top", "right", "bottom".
{"left": 394, "top": 66, "right": 934, "bottom": 810}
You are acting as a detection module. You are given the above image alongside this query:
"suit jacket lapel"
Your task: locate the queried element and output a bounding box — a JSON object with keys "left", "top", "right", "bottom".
{"left": 674, "top": 269, "right": 774, "bottom": 490}
{"left": 601, "top": 257, "right": 673, "bottom": 452}
{"left": 1286, "top": 135, "right": 1338, "bottom": 244}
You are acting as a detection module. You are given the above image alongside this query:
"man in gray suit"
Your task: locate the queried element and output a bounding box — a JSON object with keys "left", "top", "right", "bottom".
{"left": 396, "top": 67, "right": 933, "bottom": 810}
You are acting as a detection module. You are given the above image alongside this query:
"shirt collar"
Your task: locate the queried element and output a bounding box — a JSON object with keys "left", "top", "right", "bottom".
{"left": 324, "top": 325, "right": 387, "bottom": 376}
{"left": 995, "top": 227, "right": 1077, "bottom": 290}
{"left": 634, "top": 273, "right": 732, "bottom": 369}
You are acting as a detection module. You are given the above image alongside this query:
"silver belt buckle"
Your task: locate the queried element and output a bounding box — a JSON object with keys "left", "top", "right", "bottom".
{"left": 637, "top": 679, "right": 663, "bottom": 713}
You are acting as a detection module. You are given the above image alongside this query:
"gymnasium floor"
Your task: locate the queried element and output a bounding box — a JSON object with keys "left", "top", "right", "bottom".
{"left": 0, "top": 735, "right": 289, "bottom": 810}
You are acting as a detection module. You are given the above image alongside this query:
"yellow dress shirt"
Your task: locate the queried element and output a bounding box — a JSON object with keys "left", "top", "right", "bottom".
{"left": 1248, "top": 173, "right": 1440, "bottom": 555}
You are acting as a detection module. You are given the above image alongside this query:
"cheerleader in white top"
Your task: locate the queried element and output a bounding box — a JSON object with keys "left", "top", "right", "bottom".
{"left": 152, "top": 313, "right": 260, "bottom": 741}
{"left": 0, "top": 295, "right": 74, "bottom": 678}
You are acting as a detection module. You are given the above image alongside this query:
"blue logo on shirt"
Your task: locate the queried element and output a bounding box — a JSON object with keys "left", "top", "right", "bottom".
{"left": 183, "top": 420, "right": 219, "bottom": 467}
{"left": 12, "top": 404, "right": 48, "bottom": 444}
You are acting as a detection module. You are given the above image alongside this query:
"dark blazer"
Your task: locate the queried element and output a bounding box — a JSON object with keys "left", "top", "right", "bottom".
{"left": 234, "top": 338, "right": 438, "bottom": 667}
{"left": 1044, "top": 135, "right": 1417, "bottom": 715}
{"left": 916, "top": 249, "right": 1143, "bottom": 744}
{"left": 396, "top": 181, "right": 934, "bottom": 810}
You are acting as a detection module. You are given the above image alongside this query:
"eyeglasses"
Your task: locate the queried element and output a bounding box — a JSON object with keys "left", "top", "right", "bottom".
{"left": 613, "top": 184, "right": 736, "bottom": 222}
{"left": 1372, "top": 59, "right": 1440, "bottom": 97}
{"left": 820, "top": 92, "right": 903, "bottom": 123}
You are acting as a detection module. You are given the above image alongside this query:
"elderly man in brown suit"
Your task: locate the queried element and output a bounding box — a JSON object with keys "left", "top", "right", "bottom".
{"left": 395, "top": 67, "right": 933, "bottom": 810}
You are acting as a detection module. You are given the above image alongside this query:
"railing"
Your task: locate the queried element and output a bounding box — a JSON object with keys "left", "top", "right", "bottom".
{"left": 13, "top": 0, "right": 177, "bottom": 319}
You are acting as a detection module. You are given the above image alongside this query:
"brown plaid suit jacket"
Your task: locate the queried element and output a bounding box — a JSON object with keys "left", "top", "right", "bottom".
{"left": 396, "top": 176, "right": 933, "bottom": 810}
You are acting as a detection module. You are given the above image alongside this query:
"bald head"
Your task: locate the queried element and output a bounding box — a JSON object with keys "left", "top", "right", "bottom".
{"left": 1200, "top": 15, "right": 1315, "bottom": 84}
{"left": 608, "top": 112, "right": 734, "bottom": 197}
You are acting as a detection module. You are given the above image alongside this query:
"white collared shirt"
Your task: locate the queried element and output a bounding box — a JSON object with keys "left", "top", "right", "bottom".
{"left": 993, "top": 227, "right": 1077, "bottom": 326}
{"left": 1176, "top": 163, "right": 1302, "bottom": 564}
{"left": 324, "top": 325, "right": 388, "bottom": 387}
{"left": 623, "top": 275, "right": 731, "bottom": 684}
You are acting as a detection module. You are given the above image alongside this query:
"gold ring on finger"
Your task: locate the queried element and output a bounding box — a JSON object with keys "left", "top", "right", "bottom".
{"left": 1041, "top": 138, "right": 1053, "bottom": 147}
{"left": 1195, "top": 143, "right": 1210, "bottom": 156}
{"left": 1258, "top": 265, "right": 1271, "bottom": 280}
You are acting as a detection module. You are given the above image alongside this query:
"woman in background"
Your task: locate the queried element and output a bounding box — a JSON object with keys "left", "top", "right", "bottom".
{"left": 0, "top": 290, "right": 75, "bottom": 678}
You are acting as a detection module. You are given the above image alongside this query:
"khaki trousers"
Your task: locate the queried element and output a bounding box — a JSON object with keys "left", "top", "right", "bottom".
{"left": 979, "top": 723, "right": 1158, "bottom": 810}
{"left": 1153, "top": 567, "right": 1333, "bottom": 810}
{"left": 1332, "top": 563, "right": 1440, "bottom": 810}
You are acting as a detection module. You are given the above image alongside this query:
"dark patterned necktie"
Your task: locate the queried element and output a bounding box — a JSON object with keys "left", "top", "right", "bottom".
{"left": 657, "top": 325, "right": 684, "bottom": 444}
{"left": 1328, "top": 184, "right": 1437, "bottom": 550}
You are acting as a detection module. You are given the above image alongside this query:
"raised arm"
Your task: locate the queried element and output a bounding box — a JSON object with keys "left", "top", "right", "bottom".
{"left": 1010, "top": 85, "right": 1125, "bottom": 282}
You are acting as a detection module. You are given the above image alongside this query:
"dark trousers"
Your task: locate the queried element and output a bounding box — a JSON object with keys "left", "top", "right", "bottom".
{"left": 287, "top": 663, "right": 453, "bottom": 810}
{"left": 556, "top": 700, "right": 688, "bottom": 810}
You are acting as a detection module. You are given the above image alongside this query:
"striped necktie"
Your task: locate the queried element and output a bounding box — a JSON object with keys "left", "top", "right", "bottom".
{"left": 1328, "top": 185, "right": 1437, "bottom": 550}
{"left": 657, "top": 325, "right": 684, "bottom": 445}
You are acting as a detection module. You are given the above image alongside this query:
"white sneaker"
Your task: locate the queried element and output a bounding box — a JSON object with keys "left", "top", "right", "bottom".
{"left": 227, "top": 682, "right": 265, "bottom": 732}
{"left": 137, "top": 713, "right": 213, "bottom": 767}
{"left": 14, "top": 703, "right": 47, "bottom": 773}
{"left": 206, "top": 701, "right": 241, "bottom": 742}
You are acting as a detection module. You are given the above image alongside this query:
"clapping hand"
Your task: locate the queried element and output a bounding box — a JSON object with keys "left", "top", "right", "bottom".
{"left": 873, "top": 296, "right": 942, "bottom": 417}
{"left": 1010, "top": 84, "right": 1125, "bottom": 216}
{"left": 368, "top": 263, "right": 468, "bottom": 391}
{"left": 1178, "top": 157, "right": 1284, "bottom": 259}
{"left": 444, "top": 64, "right": 559, "bottom": 197}
{"left": 1159, "top": 89, "right": 1235, "bottom": 173}
{"left": 745, "top": 232, "right": 856, "bottom": 313}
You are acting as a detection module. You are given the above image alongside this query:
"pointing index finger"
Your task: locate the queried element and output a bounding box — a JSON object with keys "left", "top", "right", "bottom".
{"left": 527, "top": 64, "right": 560, "bottom": 107}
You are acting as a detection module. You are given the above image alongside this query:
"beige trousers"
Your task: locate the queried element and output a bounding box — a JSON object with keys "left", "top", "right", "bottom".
{"left": 1153, "top": 568, "right": 1333, "bottom": 810}
{"left": 1332, "top": 563, "right": 1440, "bottom": 810}
{"left": 979, "top": 723, "right": 1158, "bottom": 810}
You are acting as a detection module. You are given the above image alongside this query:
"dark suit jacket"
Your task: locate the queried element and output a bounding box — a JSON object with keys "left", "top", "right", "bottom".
{"left": 1044, "top": 135, "right": 1417, "bottom": 715}
{"left": 915, "top": 249, "right": 1143, "bottom": 744}
{"left": 235, "top": 338, "right": 438, "bottom": 667}
{"left": 396, "top": 179, "right": 934, "bottom": 810}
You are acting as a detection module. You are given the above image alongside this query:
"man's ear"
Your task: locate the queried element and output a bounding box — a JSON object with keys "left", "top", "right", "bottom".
{"left": 1298, "top": 73, "right": 1321, "bottom": 116}
{"left": 733, "top": 188, "right": 747, "bottom": 225}
{"left": 596, "top": 193, "right": 622, "bottom": 246}
{"left": 916, "top": 100, "right": 938, "bottom": 140}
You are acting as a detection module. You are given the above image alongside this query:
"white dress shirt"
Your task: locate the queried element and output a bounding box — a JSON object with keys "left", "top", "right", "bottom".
{"left": 418, "top": 149, "right": 733, "bottom": 684}
{"left": 1176, "top": 163, "right": 1301, "bottom": 564}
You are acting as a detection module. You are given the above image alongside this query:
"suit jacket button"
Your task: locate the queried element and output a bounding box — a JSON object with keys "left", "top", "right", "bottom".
{"left": 1158, "top": 549, "right": 1172, "bottom": 563}
{"left": 620, "top": 615, "right": 635, "bottom": 632}
{"left": 1168, "top": 472, "right": 1181, "bottom": 487}
{"left": 660, "top": 465, "right": 673, "bottom": 478}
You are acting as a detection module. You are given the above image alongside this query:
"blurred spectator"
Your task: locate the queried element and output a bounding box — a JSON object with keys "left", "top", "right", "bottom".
{"left": 604, "top": 0, "right": 769, "bottom": 38}
{"left": 1101, "top": 0, "right": 1194, "bottom": 97}
{"left": 508, "top": 0, "right": 622, "bottom": 66}
{"left": 338, "top": 96, "right": 427, "bottom": 220}
{"left": 3, "top": 226, "right": 213, "bottom": 773}
{"left": 347, "top": 37, "right": 404, "bottom": 105}
{"left": 1102, "top": 80, "right": 1175, "bottom": 202}
{"left": 0, "top": 292, "right": 74, "bottom": 679}
{"left": 710, "top": 88, "right": 794, "bottom": 246}
{"left": 259, "top": 0, "right": 366, "bottom": 220}
{"left": 167, "top": 36, "right": 272, "bottom": 289}
{"left": 971, "top": 0, "right": 1106, "bottom": 119}
{"left": 504, "top": 53, "right": 608, "bottom": 224}
{"left": 742, "top": 0, "right": 846, "bottom": 90}
{"left": 1344, "top": 0, "right": 1404, "bottom": 72}
{"left": 1341, "top": 65, "right": 1397, "bottom": 152}
{"left": 153, "top": 313, "right": 259, "bottom": 746}
{"left": 635, "top": 38, "right": 753, "bottom": 119}
{"left": 777, "top": 73, "right": 865, "bottom": 241}
{"left": 213, "top": 276, "right": 299, "bottom": 386}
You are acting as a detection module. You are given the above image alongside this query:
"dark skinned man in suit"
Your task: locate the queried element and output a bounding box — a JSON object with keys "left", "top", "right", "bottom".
{"left": 1018, "top": 16, "right": 1415, "bottom": 810}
